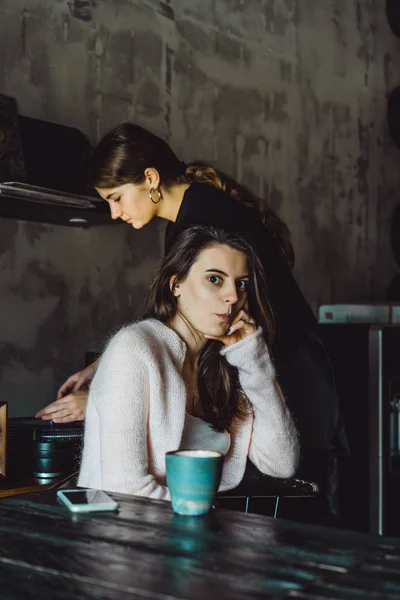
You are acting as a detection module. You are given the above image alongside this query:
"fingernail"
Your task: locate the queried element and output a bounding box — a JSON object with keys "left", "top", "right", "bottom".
{"left": 225, "top": 329, "right": 231, "bottom": 335}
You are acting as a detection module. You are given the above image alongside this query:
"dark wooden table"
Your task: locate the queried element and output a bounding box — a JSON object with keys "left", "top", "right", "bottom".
{"left": 0, "top": 473, "right": 70, "bottom": 499}
{"left": 0, "top": 490, "right": 400, "bottom": 599}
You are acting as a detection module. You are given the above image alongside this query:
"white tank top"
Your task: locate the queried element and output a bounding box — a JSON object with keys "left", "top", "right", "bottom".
{"left": 179, "top": 413, "right": 231, "bottom": 456}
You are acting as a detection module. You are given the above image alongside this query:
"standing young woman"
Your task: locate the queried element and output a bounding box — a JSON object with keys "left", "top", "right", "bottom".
{"left": 78, "top": 226, "right": 299, "bottom": 496}
{"left": 37, "top": 123, "right": 348, "bottom": 512}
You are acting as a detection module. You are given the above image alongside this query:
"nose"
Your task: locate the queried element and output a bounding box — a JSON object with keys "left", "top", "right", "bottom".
{"left": 223, "top": 283, "right": 239, "bottom": 306}
{"left": 109, "top": 202, "right": 122, "bottom": 220}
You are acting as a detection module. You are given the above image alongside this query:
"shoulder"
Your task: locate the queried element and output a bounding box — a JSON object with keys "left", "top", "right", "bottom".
{"left": 184, "top": 182, "right": 238, "bottom": 212}
{"left": 184, "top": 183, "right": 268, "bottom": 232}
{"left": 102, "top": 319, "right": 186, "bottom": 364}
{"left": 167, "top": 182, "right": 262, "bottom": 243}
{"left": 106, "top": 320, "right": 153, "bottom": 351}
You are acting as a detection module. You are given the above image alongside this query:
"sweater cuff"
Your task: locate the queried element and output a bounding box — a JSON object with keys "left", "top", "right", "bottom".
{"left": 220, "top": 327, "right": 272, "bottom": 367}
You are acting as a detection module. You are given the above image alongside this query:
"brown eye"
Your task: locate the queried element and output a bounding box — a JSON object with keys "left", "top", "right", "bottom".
{"left": 237, "top": 280, "right": 248, "bottom": 291}
{"left": 207, "top": 275, "right": 222, "bottom": 285}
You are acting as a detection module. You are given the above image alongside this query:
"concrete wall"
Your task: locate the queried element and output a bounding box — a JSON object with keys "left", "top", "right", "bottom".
{"left": 1, "top": 0, "right": 400, "bottom": 415}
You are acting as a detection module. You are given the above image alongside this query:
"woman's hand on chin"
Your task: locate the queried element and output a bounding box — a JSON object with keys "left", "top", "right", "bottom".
{"left": 204, "top": 309, "right": 257, "bottom": 347}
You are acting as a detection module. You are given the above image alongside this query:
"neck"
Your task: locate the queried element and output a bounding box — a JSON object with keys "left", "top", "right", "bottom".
{"left": 156, "top": 182, "right": 191, "bottom": 222}
{"left": 167, "top": 314, "right": 206, "bottom": 364}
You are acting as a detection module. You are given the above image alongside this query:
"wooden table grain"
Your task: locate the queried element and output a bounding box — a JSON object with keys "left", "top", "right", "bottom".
{"left": 0, "top": 490, "right": 400, "bottom": 599}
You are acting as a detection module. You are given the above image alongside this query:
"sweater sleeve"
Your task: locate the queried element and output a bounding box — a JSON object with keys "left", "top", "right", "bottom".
{"left": 220, "top": 329, "right": 300, "bottom": 478}
{"left": 78, "top": 327, "right": 170, "bottom": 500}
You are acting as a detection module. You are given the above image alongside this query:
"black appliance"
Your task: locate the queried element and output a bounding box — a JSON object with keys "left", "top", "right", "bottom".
{"left": 7, "top": 418, "right": 83, "bottom": 478}
{"left": 319, "top": 323, "right": 400, "bottom": 535}
{"left": 0, "top": 93, "right": 115, "bottom": 226}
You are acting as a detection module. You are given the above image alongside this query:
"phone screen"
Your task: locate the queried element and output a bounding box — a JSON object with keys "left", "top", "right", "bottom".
{"left": 62, "top": 490, "right": 116, "bottom": 505}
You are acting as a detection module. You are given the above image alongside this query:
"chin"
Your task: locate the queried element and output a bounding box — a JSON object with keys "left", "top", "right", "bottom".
{"left": 204, "top": 324, "right": 230, "bottom": 337}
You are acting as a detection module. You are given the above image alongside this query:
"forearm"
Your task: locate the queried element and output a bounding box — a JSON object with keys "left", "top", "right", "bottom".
{"left": 221, "top": 329, "right": 299, "bottom": 477}
{"left": 79, "top": 393, "right": 170, "bottom": 499}
{"left": 249, "top": 380, "right": 299, "bottom": 478}
{"left": 97, "top": 439, "right": 170, "bottom": 500}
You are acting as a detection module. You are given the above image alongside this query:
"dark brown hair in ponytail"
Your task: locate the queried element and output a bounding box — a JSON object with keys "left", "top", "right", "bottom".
{"left": 91, "top": 123, "right": 294, "bottom": 269}
{"left": 143, "top": 225, "right": 275, "bottom": 432}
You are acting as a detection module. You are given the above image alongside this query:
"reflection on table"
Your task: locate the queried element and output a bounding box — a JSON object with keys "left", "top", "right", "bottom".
{"left": 0, "top": 489, "right": 399, "bottom": 599}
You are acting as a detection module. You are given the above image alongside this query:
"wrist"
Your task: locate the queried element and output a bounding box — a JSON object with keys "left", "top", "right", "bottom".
{"left": 220, "top": 327, "right": 263, "bottom": 355}
{"left": 220, "top": 328, "right": 275, "bottom": 377}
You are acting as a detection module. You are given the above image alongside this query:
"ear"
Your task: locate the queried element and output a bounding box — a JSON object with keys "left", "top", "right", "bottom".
{"left": 144, "top": 167, "right": 160, "bottom": 189}
{"left": 169, "top": 276, "right": 180, "bottom": 297}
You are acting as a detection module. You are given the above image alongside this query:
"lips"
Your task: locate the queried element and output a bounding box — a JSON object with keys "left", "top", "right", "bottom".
{"left": 216, "top": 314, "right": 232, "bottom": 323}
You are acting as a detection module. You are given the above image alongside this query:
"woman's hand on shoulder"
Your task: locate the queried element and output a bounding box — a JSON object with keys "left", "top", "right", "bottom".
{"left": 204, "top": 308, "right": 257, "bottom": 347}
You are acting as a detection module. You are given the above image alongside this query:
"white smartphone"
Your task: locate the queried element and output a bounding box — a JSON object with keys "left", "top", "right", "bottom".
{"left": 57, "top": 488, "right": 119, "bottom": 513}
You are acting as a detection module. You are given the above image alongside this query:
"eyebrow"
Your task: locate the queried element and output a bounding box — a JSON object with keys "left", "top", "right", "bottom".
{"left": 205, "top": 269, "right": 249, "bottom": 278}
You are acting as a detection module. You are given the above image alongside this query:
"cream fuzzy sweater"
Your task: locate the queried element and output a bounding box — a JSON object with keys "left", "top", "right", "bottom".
{"left": 78, "top": 319, "right": 299, "bottom": 499}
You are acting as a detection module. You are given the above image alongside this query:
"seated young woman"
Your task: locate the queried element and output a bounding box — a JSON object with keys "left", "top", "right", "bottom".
{"left": 78, "top": 225, "right": 299, "bottom": 499}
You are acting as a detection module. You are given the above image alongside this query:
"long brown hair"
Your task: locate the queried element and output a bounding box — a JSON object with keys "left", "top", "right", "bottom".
{"left": 90, "top": 123, "right": 294, "bottom": 269}
{"left": 143, "top": 225, "right": 275, "bottom": 432}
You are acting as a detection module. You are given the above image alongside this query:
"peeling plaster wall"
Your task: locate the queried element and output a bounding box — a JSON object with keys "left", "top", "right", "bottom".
{"left": 0, "top": 218, "right": 164, "bottom": 416}
{"left": 0, "top": 0, "right": 400, "bottom": 415}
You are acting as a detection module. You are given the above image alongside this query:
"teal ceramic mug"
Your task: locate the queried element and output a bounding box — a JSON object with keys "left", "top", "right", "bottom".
{"left": 165, "top": 449, "right": 223, "bottom": 516}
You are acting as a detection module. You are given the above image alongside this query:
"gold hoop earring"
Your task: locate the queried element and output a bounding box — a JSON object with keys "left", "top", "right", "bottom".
{"left": 149, "top": 187, "right": 162, "bottom": 204}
